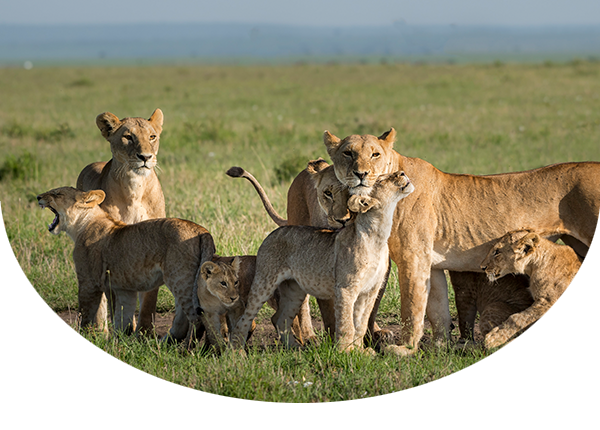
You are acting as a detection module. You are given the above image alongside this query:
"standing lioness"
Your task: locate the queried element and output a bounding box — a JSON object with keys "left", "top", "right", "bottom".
{"left": 38, "top": 186, "right": 214, "bottom": 340}
{"left": 324, "top": 128, "right": 599, "bottom": 355}
{"left": 230, "top": 171, "right": 414, "bottom": 352}
{"left": 77, "top": 109, "right": 166, "bottom": 332}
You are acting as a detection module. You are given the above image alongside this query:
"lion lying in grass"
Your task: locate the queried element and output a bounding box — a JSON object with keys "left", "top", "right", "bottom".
{"left": 230, "top": 170, "right": 414, "bottom": 352}
{"left": 451, "top": 271, "right": 533, "bottom": 342}
{"left": 481, "top": 230, "right": 582, "bottom": 348}
{"left": 37, "top": 186, "right": 214, "bottom": 341}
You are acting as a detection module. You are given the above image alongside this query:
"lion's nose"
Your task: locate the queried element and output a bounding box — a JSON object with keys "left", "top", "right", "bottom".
{"left": 137, "top": 153, "right": 152, "bottom": 162}
{"left": 481, "top": 265, "right": 487, "bottom": 271}
{"left": 354, "top": 171, "right": 368, "bottom": 180}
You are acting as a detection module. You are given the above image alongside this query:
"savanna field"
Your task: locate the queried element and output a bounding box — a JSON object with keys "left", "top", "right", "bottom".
{"left": 1, "top": 61, "right": 599, "bottom": 402}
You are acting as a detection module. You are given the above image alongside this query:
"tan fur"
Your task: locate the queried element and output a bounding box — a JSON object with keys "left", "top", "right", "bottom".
{"left": 481, "top": 230, "right": 582, "bottom": 348}
{"left": 196, "top": 259, "right": 245, "bottom": 351}
{"left": 226, "top": 159, "right": 346, "bottom": 343}
{"left": 451, "top": 272, "right": 533, "bottom": 341}
{"left": 324, "top": 128, "right": 599, "bottom": 355}
{"left": 76, "top": 109, "right": 166, "bottom": 332}
{"left": 37, "top": 187, "right": 214, "bottom": 341}
{"left": 229, "top": 160, "right": 393, "bottom": 348}
{"left": 230, "top": 171, "right": 414, "bottom": 352}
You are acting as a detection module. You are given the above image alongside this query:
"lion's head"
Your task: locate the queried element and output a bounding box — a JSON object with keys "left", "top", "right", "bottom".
{"left": 481, "top": 230, "right": 540, "bottom": 281}
{"left": 96, "top": 109, "right": 163, "bottom": 177}
{"left": 37, "top": 187, "right": 105, "bottom": 236}
{"left": 323, "top": 128, "right": 397, "bottom": 196}
{"left": 199, "top": 259, "right": 241, "bottom": 308}
{"left": 306, "top": 158, "right": 352, "bottom": 228}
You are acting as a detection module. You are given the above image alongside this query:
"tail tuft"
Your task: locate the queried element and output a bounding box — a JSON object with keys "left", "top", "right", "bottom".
{"left": 226, "top": 166, "right": 245, "bottom": 178}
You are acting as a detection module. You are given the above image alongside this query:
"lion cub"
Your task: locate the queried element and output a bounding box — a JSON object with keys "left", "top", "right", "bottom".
{"left": 195, "top": 258, "right": 245, "bottom": 350}
{"left": 37, "top": 186, "right": 215, "bottom": 341}
{"left": 480, "top": 230, "right": 582, "bottom": 349}
{"left": 230, "top": 170, "right": 414, "bottom": 352}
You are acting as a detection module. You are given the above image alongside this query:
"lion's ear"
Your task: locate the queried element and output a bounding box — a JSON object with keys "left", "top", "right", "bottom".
{"left": 148, "top": 108, "right": 164, "bottom": 134}
{"left": 307, "top": 160, "right": 327, "bottom": 187}
{"left": 517, "top": 233, "right": 540, "bottom": 256}
{"left": 378, "top": 127, "right": 396, "bottom": 148}
{"left": 347, "top": 195, "right": 378, "bottom": 213}
{"left": 231, "top": 256, "right": 241, "bottom": 276}
{"left": 201, "top": 261, "right": 218, "bottom": 280}
{"left": 81, "top": 190, "right": 105, "bottom": 207}
{"left": 96, "top": 112, "right": 121, "bottom": 140}
{"left": 323, "top": 130, "right": 342, "bottom": 156}
{"left": 306, "top": 158, "right": 329, "bottom": 174}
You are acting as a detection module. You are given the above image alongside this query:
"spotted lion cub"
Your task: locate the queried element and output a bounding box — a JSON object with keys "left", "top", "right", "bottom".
{"left": 37, "top": 186, "right": 215, "bottom": 341}
{"left": 480, "top": 229, "right": 582, "bottom": 349}
{"left": 230, "top": 170, "right": 414, "bottom": 352}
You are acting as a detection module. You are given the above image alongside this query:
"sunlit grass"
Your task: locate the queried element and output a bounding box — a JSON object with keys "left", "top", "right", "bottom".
{"left": 1, "top": 61, "right": 599, "bottom": 401}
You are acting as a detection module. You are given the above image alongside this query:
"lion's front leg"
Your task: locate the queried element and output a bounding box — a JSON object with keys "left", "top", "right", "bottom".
{"left": 353, "top": 285, "right": 382, "bottom": 348}
{"left": 202, "top": 311, "right": 226, "bottom": 352}
{"left": 77, "top": 278, "right": 108, "bottom": 334}
{"left": 385, "top": 256, "right": 431, "bottom": 356}
{"left": 484, "top": 299, "right": 553, "bottom": 349}
{"left": 334, "top": 284, "right": 361, "bottom": 352}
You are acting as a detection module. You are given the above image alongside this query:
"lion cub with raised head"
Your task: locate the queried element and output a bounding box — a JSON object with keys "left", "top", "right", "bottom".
{"left": 77, "top": 109, "right": 166, "bottom": 332}
{"left": 480, "top": 229, "right": 582, "bottom": 349}
{"left": 37, "top": 186, "right": 215, "bottom": 341}
{"left": 230, "top": 170, "right": 414, "bottom": 352}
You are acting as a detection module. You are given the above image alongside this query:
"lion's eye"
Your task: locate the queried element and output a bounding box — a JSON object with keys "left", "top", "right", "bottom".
{"left": 343, "top": 151, "right": 352, "bottom": 158}
{"left": 150, "top": 135, "right": 156, "bottom": 140}
{"left": 493, "top": 249, "right": 500, "bottom": 256}
{"left": 234, "top": 281, "right": 239, "bottom": 286}
{"left": 324, "top": 190, "right": 333, "bottom": 198}
{"left": 372, "top": 152, "right": 380, "bottom": 159}
{"left": 220, "top": 281, "right": 228, "bottom": 288}
{"left": 124, "top": 135, "right": 133, "bottom": 141}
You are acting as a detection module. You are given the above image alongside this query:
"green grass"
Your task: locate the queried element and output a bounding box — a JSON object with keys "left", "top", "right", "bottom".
{"left": 2, "top": 61, "right": 599, "bottom": 402}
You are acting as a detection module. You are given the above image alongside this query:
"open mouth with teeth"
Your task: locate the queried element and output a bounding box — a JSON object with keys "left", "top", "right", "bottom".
{"left": 41, "top": 203, "right": 60, "bottom": 232}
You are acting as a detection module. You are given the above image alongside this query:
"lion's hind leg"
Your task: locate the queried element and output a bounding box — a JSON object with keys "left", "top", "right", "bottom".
{"left": 272, "top": 279, "right": 307, "bottom": 348}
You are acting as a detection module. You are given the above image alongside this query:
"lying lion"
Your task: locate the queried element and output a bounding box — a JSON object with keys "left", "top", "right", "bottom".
{"left": 480, "top": 230, "right": 582, "bottom": 349}
{"left": 37, "top": 186, "right": 214, "bottom": 340}
{"left": 230, "top": 170, "right": 414, "bottom": 352}
{"left": 451, "top": 271, "right": 533, "bottom": 342}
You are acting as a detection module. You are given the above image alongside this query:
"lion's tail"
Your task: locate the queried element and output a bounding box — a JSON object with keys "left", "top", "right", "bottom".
{"left": 226, "top": 166, "right": 288, "bottom": 227}
{"left": 192, "top": 231, "right": 217, "bottom": 317}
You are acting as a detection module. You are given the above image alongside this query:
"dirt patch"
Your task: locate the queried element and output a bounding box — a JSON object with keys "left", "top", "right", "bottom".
{"left": 0, "top": 308, "right": 468, "bottom": 346}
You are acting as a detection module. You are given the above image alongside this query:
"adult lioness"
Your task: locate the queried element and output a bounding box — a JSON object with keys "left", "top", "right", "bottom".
{"left": 38, "top": 187, "right": 214, "bottom": 341}
{"left": 324, "top": 128, "right": 599, "bottom": 355}
{"left": 481, "top": 230, "right": 582, "bottom": 349}
{"left": 77, "top": 109, "right": 165, "bottom": 332}
{"left": 230, "top": 171, "right": 414, "bottom": 352}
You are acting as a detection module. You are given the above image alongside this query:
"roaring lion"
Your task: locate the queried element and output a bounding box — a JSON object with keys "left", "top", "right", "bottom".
{"left": 481, "top": 230, "right": 582, "bottom": 348}
{"left": 230, "top": 171, "right": 414, "bottom": 352}
{"left": 37, "top": 186, "right": 214, "bottom": 341}
{"left": 323, "top": 128, "right": 599, "bottom": 355}
{"left": 228, "top": 161, "right": 393, "bottom": 348}
{"left": 76, "top": 109, "right": 166, "bottom": 333}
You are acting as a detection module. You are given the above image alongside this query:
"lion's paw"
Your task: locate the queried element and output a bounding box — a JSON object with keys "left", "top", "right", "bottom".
{"left": 382, "top": 344, "right": 416, "bottom": 357}
{"left": 484, "top": 327, "right": 504, "bottom": 349}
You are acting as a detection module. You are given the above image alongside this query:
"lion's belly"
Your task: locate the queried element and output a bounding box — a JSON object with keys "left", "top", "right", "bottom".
{"left": 106, "top": 263, "right": 164, "bottom": 292}
{"left": 286, "top": 269, "right": 336, "bottom": 300}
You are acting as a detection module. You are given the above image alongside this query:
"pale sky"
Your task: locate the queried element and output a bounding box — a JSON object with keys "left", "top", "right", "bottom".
{"left": 1, "top": 0, "right": 600, "bottom": 26}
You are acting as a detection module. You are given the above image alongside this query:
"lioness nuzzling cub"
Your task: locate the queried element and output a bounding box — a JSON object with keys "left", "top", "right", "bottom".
{"left": 37, "top": 186, "right": 215, "bottom": 340}
{"left": 230, "top": 170, "right": 414, "bottom": 352}
{"left": 481, "top": 230, "right": 582, "bottom": 349}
